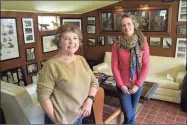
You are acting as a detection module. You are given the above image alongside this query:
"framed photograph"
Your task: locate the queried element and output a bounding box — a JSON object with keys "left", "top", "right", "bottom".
{"left": 87, "top": 17, "right": 96, "bottom": 25}
{"left": 150, "top": 37, "right": 161, "bottom": 46}
{"left": 0, "top": 18, "right": 20, "bottom": 61}
{"left": 38, "top": 16, "right": 60, "bottom": 31}
{"left": 115, "top": 12, "right": 124, "bottom": 31}
{"left": 87, "top": 25, "right": 96, "bottom": 34}
{"left": 25, "top": 47, "right": 36, "bottom": 61}
{"left": 31, "top": 75, "right": 37, "bottom": 83}
{"left": 41, "top": 60, "right": 47, "bottom": 68}
{"left": 42, "top": 35, "right": 58, "bottom": 53}
{"left": 107, "top": 36, "right": 117, "bottom": 44}
{"left": 62, "top": 19, "right": 81, "bottom": 31}
{"left": 178, "top": 1, "right": 187, "bottom": 21}
{"left": 87, "top": 38, "right": 96, "bottom": 46}
{"left": 150, "top": 9, "right": 168, "bottom": 31}
{"left": 1, "top": 67, "right": 26, "bottom": 86}
{"left": 175, "top": 38, "right": 187, "bottom": 59}
{"left": 22, "top": 18, "right": 35, "bottom": 43}
{"left": 97, "top": 36, "right": 105, "bottom": 46}
{"left": 163, "top": 37, "right": 172, "bottom": 48}
{"left": 101, "top": 13, "right": 113, "bottom": 31}
{"left": 177, "top": 24, "right": 186, "bottom": 34}
{"left": 27, "top": 63, "right": 38, "bottom": 75}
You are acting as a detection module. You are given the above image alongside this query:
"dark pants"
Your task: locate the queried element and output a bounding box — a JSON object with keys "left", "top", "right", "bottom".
{"left": 117, "top": 86, "right": 143, "bottom": 124}
{"left": 45, "top": 114, "right": 82, "bottom": 124}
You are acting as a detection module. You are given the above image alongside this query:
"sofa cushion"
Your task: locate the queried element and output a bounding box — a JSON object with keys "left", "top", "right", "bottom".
{"left": 146, "top": 74, "right": 180, "bottom": 90}
{"left": 149, "top": 56, "right": 185, "bottom": 79}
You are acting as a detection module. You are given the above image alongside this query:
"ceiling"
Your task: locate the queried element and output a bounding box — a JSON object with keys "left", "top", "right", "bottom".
{"left": 1, "top": 1, "right": 120, "bottom": 14}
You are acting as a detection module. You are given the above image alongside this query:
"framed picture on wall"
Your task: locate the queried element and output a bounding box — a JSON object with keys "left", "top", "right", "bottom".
{"left": 0, "top": 18, "right": 20, "bottom": 61}
{"left": 25, "top": 47, "right": 36, "bottom": 61}
{"left": 42, "top": 35, "right": 58, "bottom": 53}
{"left": 87, "top": 17, "right": 96, "bottom": 25}
{"left": 97, "top": 36, "right": 105, "bottom": 46}
{"left": 62, "top": 19, "right": 82, "bottom": 31}
{"left": 175, "top": 38, "right": 187, "bottom": 59}
{"left": 87, "top": 38, "right": 96, "bottom": 46}
{"left": 101, "top": 13, "right": 113, "bottom": 31}
{"left": 163, "top": 37, "right": 172, "bottom": 48}
{"left": 107, "top": 36, "right": 117, "bottom": 44}
{"left": 178, "top": 0, "right": 187, "bottom": 21}
{"left": 150, "top": 9, "right": 167, "bottom": 31}
{"left": 38, "top": 16, "right": 60, "bottom": 31}
{"left": 149, "top": 37, "right": 161, "bottom": 46}
{"left": 87, "top": 25, "right": 96, "bottom": 34}
{"left": 177, "top": 24, "right": 186, "bottom": 34}
{"left": 1, "top": 67, "right": 26, "bottom": 86}
{"left": 22, "top": 18, "right": 35, "bottom": 43}
{"left": 31, "top": 75, "right": 37, "bottom": 84}
{"left": 27, "top": 63, "right": 38, "bottom": 75}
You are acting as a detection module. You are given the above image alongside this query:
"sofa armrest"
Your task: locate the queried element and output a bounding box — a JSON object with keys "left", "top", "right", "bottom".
{"left": 24, "top": 103, "right": 44, "bottom": 122}
{"left": 176, "top": 71, "right": 186, "bottom": 85}
{"left": 25, "top": 83, "right": 37, "bottom": 96}
{"left": 104, "top": 108, "right": 124, "bottom": 124}
{"left": 93, "top": 63, "right": 108, "bottom": 72}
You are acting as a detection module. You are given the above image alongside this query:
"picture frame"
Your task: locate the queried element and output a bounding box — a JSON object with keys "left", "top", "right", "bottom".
{"left": 175, "top": 38, "right": 187, "bottom": 59}
{"left": 107, "top": 36, "right": 117, "bottom": 44}
{"left": 27, "top": 63, "right": 38, "bottom": 75}
{"left": 38, "top": 16, "right": 60, "bottom": 31}
{"left": 62, "top": 19, "right": 82, "bottom": 31}
{"left": 150, "top": 9, "right": 168, "bottom": 31}
{"left": 178, "top": 0, "right": 187, "bottom": 21}
{"left": 149, "top": 37, "right": 161, "bottom": 46}
{"left": 0, "top": 18, "right": 20, "bottom": 61}
{"left": 97, "top": 36, "right": 105, "bottom": 46}
{"left": 42, "top": 35, "right": 58, "bottom": 53}
{"left": 87, "top": 25, "right": 96, "bottom": 34}
{"left": 101, "top": 13, "right": 113, "bottom": 31}
{"left": 87, "top": 17, "right": 96, "bottom": 25}
{"left": 1, "top": 67, "right": 26, "bottom": 86}
{"left": 31, "top": 75, "right": 37, "bottom": 84}
{"left": 22, "top": 18, "right": 35, "bottom": 43}
{"left": 163, "top": 37, "right": 172, "bottom": 48}
{"left": 26, "top": 47, "right": 36, "bottom": 61}
{"left": 177, "top": 24, "right": 186, "bottom": 34}
{"left": 87, "top": 38, "right": 96, "bottom": 46}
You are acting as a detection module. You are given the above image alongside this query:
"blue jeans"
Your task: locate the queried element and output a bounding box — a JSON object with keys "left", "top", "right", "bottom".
{"left": 117, "top": 85, "right": 143, "bottom": 124}
{"left": 44, "top": 114, "right": 82, "bottom": 124}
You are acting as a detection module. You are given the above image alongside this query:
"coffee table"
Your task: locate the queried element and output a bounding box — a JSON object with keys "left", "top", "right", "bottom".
{"left": 141, "top": 81, "right": 159, "bottom": 100}
{"left": 97, "top": 74, "right": 158, "bottom": 100}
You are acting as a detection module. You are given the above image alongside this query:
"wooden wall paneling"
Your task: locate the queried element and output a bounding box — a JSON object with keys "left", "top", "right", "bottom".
{"left": 82, "top": 0, "right": 181, "bottom": 62}
{"left": 1, "top": 11, "right": 82, "bottom": 85}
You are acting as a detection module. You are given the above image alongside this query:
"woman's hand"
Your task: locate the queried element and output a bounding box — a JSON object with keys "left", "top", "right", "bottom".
{"left": 128, "top": 85, "right": 139, "bottom": 94}
{"left": 121, "top": 86, "right": 130, "bottom": 94}
{"left": 79, "top": 98, "right": 93, "bottom": 118}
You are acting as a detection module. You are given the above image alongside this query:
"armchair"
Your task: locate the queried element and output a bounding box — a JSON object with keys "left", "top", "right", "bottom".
{"left": 0, "top": 81, "right": 44, "bottom": 124}
{"left": 92, "top": 87, "right": 143, "bottom": 124}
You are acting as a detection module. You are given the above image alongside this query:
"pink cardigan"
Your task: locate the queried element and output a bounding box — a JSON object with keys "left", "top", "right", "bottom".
{"left": 111, "top": 41, "right": 150, "bottom": 89}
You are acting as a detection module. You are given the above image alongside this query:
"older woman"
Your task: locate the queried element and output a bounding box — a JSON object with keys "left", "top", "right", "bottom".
{"left": 37, "top": 24, "right": 99, "bottom": 124}
{"left": 112, "top": 14, "right": 150, "bottom": 124}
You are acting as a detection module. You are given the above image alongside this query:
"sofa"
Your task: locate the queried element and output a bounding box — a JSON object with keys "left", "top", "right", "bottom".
{"left": 0, "top": 81, "right": 44, "bottom": 124}
{"left": 93, "top": 52, "right": 186, "bottom": 103}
